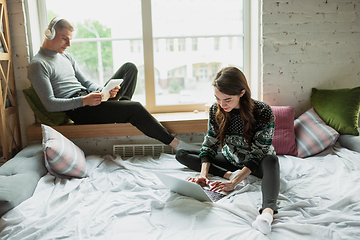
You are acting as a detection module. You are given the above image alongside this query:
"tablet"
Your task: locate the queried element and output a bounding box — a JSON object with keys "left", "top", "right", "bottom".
{"left": 101, "top": 79, "right": 123, "bottom": 101}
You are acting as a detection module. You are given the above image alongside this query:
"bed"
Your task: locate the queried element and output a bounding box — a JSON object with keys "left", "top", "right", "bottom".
{"left": 0, "top": 142, "right": 360, "bottom": 240}
{"left": 1, "top": 87, "right": 360, "bottom": 240}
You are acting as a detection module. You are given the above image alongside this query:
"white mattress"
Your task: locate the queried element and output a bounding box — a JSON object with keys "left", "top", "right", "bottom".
{"left": 1, "top": 144, "right": 360, "bottom": 240}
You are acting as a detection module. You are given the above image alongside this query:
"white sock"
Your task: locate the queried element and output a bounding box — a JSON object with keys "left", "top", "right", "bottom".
{"left": 174, "top": 140, "right": 200, "bottom": 151}
{"left": 252, "top": 212, "right": 273, "bottom": 235}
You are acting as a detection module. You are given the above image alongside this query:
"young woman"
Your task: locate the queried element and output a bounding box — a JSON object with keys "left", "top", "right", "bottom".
{"left": 176, "top": 66, "right": 280, "bottom": 235}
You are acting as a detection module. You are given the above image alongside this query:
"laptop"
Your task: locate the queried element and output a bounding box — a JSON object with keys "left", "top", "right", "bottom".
{"left": 154, "top": 172, "right": 228, "bottom": 202}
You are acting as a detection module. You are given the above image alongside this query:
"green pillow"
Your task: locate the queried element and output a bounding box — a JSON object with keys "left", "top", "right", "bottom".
{"left": 311, "top": 87, "right": 360, "bottom": 136}
{"left": 23, "top": 86, "right": 70, "bottom": 126}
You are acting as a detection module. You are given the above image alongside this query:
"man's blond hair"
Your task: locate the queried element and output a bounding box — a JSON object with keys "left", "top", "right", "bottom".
{"left": 51, "top": 18, "right": 74, "bottom": 32}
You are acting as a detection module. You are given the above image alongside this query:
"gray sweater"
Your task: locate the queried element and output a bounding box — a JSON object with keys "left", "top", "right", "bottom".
{"left": 27, "top": 48, "right": 101, "bottom": 112}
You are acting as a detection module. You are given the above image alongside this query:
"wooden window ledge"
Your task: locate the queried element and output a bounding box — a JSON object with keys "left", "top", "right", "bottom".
{"left": 27, "top": 111, "right": 208, "bottom": 141}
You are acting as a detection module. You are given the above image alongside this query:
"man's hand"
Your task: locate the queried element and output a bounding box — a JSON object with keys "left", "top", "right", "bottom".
{"left": 82, "top": 91, "right": 102, "bottom": 106}
{"left": 109, "top": 86, "right": 120, "bottom": 99}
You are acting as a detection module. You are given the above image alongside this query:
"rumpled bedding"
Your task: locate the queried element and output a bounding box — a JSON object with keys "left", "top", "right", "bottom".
{"left": 1, "top": 144, "right": 360, "bottom": 240}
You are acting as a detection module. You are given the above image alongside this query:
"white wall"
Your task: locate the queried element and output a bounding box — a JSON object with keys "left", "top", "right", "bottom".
{"left": 6, "top": 0, "right": 360, "bottom": 151}
{"left": 262, "top": 0, "right": 360, "bottom": 117}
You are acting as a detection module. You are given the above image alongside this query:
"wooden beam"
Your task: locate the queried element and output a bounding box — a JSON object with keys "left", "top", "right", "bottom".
{"left": 27, "top": 112, "right": 208, "bottom": 141}
{"left": 0, "top": 0, "right": 22, "bottom": 161}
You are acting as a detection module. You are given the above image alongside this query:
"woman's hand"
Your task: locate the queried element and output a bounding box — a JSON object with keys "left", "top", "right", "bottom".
{"left": 209, "top": 167, "right": 251, "bottom": 192}
{"left": 188, "top": 162, "right": 211, "bottom": 187}
{"left": 109, "top": 86, "right": 120, "bottom": 98}
{"left": 188, "top": 175, "right": 210, "bottom": 187}
{"left": 209, "top": 180, "right": 237, "bottom": 192}
{"left": 82, "top": 91, "right": 102, "bottom": 106}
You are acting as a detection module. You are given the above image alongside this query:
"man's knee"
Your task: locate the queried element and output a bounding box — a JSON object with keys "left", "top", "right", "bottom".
{"left": 129, "top": 101, "right": 146, "bottom": 112}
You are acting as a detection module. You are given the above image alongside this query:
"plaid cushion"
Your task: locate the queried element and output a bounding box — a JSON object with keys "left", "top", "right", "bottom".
{"left": 294, "top": 108, "right": 339, "bottom": 158}
{"left": 42, "top": 124, "right": 88, "bottom": 178}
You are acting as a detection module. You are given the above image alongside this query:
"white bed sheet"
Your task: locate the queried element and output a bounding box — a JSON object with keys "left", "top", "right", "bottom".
{"left": 1, "top": 144, "right": 360, "bottom": 240}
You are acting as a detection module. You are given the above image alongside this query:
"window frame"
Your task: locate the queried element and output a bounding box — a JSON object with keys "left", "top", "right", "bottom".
{"left": 26, "top": 0, "right": 260, "bottom": 113}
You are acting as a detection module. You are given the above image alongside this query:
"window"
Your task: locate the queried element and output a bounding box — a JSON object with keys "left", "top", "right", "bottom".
{"left": 166, "top": 39, "right": 174, "bottom": 52}
{"left": 30, "top": 0, "right": 255, "bottom": 113}
{"left": 214, "top": 37, "right": 220, "bottom": 51}
{"left": 178, "top": 38, "right": 186, "bottom": 51}
{"left": 229, "top": 37, "right": 233, "bottom": 50}
{"left": 192, "top": 38, "right": 198, "bottom": 51}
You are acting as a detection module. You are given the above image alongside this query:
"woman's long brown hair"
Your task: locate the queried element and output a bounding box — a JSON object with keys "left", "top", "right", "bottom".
{"left": 213, "top": 67, "right": 255, "bottom": 150}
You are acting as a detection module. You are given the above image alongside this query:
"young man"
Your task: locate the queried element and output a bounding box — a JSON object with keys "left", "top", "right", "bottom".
{"left": 27, "top": 17, "right": 197, "bottom": 151}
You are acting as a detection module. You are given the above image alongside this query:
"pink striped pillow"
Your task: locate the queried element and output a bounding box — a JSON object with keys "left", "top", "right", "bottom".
{"left": 271, "top": 106, "right": 298, "bottom": 156}
{"left": 41, "top": 124, "right": 88, "bottom": 178}
{"left": 294, "top": 108, "right": 340, "bottom": 158}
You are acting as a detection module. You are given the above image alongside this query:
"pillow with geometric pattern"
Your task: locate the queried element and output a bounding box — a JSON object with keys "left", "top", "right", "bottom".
{"left": 41, "top": 124, "right": 88, "bottom": 178}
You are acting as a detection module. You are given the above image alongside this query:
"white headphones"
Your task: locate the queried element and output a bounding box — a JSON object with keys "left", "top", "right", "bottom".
{"left": 45, "top": 17, "right": 61, "bottom": 40}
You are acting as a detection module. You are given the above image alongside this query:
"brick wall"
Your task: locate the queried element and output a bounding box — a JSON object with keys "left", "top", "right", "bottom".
{"left": 262, "top": 0, "right": 360, "bottom": 117}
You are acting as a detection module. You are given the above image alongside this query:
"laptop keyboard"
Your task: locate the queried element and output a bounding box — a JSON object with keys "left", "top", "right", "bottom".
{"left": 203, "top": 189, "right": 226, "bottom": 202}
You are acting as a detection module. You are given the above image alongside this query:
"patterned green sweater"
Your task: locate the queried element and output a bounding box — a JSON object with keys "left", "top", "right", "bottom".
{"left": 200, "top": 100, "right": 276, "bottom": 172}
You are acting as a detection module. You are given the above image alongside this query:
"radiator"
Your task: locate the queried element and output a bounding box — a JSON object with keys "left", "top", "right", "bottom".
{"left": 113, "top": 143, "right": 202, "bottom": 157}
{"left": 113, "top": 144, "right": 176, "bottom": 157}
